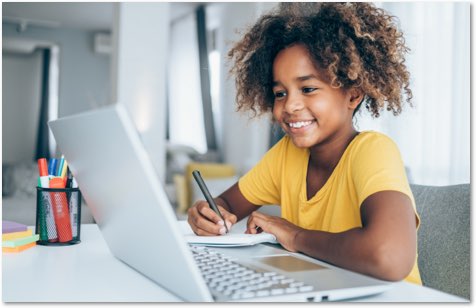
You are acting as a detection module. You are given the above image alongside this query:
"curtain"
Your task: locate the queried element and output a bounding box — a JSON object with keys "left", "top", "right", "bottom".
{"left": 47, "top": 46, "right": 59, "bottom": 156}
{"left": 196, "top": 6, "right": 217, "bottom": 152}
{"left": 35, "top": 46, "right": 59, "bottom": 159}
{"left": 35, "top": 49, "right": 51, "bottom": 159}
{"left": 355, "top": 2, "right": 470, "bottom": 185}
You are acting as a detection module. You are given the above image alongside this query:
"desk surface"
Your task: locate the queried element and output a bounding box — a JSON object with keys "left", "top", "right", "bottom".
{"left": 2, "top": 224, "right": 467, "bottom": 303}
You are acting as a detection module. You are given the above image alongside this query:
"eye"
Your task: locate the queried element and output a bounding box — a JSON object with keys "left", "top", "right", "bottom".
{"left": 302, "top": 87, "right": 317, "bottom": 94}
{"left": 274, "top": 91, "right": 287, "bottom": 100}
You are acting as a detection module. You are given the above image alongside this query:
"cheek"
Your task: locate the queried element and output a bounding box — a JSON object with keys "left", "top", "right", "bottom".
{"left": 313, "top": 99, "right": 345, "bottom": 118}
{"left": 272, "top": 102, "right": 283, "bottom": 120}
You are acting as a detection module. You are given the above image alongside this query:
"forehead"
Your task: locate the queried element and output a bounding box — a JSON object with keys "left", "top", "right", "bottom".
{"left": 272, "top": 44, "right": 329, "bottom": 82}
{"left": 273, "top": 44, "right": 313, "bottom": 69}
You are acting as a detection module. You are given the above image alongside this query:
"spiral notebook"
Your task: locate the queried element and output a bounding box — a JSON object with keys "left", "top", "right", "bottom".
{"left": 179, "top": 220, "right": 277, "bottom": 247}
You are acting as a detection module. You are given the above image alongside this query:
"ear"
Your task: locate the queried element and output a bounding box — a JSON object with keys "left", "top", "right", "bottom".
{"left": 347, "top": 88, "right": 364, "bottom": 110}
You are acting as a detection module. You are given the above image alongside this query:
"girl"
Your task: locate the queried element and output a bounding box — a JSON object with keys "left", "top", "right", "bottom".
{"left": 187, "top": 2, "right": 421, "bottom": 284}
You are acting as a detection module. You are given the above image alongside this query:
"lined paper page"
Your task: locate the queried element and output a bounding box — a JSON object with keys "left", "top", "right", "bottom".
{"left": 178, "top": 220, "right": 277, "bottom": 247}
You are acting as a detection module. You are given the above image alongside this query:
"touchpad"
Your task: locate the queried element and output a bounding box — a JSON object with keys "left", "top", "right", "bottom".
{"left": 258, "top": 255, "right": 326, "bottom": 272}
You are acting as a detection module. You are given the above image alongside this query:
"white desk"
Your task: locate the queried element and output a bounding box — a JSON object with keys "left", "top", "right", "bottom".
{"left": 2, "top": 224, "right": 467, "bottom": 302}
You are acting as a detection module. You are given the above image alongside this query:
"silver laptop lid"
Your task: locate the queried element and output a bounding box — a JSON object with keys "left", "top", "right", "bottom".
{"left": 49, "top": 104, "right": 213, "bottom": 302}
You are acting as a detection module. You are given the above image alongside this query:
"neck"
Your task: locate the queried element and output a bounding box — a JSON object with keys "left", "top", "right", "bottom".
{"left": 308, "top": 127, "right": 358, "bottom": 171}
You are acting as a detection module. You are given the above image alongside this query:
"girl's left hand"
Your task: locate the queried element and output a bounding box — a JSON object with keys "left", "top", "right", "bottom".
{"left": 245, "top": 211, "right": 304, "bottom": 252}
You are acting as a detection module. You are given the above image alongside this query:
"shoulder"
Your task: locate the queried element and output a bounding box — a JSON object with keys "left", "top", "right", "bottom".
{"left": 348, "top": 132, "right": 414, "bottom": 212}
{"left": 350, "top": 131, "right": 400, "bottom": 156}
{"left": 349, "top": 131, "right": 404, "bottom": 172}
{"left": 354, "top": 131, "right": 398, "bottom": 147}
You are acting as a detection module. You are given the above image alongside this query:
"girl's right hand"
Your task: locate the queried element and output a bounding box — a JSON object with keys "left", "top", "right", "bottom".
{"left": 187, "top": 199, "right": 237, "bottom": 236}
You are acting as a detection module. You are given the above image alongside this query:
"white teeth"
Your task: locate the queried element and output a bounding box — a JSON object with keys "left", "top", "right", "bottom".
{"left": 288, "top": 121, "right": 313, "bottom": 128}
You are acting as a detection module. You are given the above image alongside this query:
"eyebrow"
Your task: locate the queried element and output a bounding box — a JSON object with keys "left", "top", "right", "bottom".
{"left": 297, "top": 74, "right": 319, "bottom": 82}
{"left": 272, "top": 74, "right": 320, "bottom": 87}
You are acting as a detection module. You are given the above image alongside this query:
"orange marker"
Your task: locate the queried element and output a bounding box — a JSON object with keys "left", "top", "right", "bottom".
{"left": 49, "top": 177, "right": 72, "bottom": 242}
{"left": 37, "top": 158, "right": 48, "bottom": 177}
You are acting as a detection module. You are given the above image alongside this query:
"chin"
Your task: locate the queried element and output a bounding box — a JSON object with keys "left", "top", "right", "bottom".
{"left": 289, "top": 136, "right": 318, "bottom": 149}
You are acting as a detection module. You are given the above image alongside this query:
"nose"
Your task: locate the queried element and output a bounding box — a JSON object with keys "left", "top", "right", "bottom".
{"left": 284, "top": 91, "right": 304, "bottom": 114}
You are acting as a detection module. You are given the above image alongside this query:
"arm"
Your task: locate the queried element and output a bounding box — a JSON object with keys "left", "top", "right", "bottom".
{"left": 247, "top": 190, "right": 417, "bottom": 281}
{"left": 188, "top": 137, "right": 284, "bottom": 235}
{"left": 188, "top": 182, "right": 259, "bottom": 235}
{"left": 217, "top": 182, "right": 260, "bottom": 221}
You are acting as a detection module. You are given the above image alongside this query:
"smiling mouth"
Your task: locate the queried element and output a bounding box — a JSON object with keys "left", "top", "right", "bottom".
{"left": 287, "top": 120, "right": 315, "bottom": 129}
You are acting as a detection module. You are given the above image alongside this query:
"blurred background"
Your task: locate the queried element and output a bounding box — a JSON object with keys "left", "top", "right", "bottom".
{"left": 2, "top": 2, "right": 470, "bottom": 224}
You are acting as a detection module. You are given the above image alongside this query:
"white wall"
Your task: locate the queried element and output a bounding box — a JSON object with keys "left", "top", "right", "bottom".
{"left": 2, "top": 24, "right": 111, "bottom": 117}
{"left": 213, "top": 2, "right": 276, "bottom": 175}
{"left": 110, "top": 3, "right": 170, "bottom": 182}
{"left": 2, "top": 51, "right": 42, "bottom": 163}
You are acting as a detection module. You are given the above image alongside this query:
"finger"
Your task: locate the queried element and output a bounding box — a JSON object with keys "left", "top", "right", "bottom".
{"left": 191, "top": 204, "right": 227, "bottom": 235}
{"left": 220, "top": 210, "right": 237, "bottom": 230}
{"left": 216, "top": 205, "right": 236, "bottom": 222}
{"left": 188, "top": 215, "right": 211, "bottom": 236}
{"left": 219, "top": 208, "right": 237, "bottom": 222}
{"left": 250, "top": 212, "right": 275, "bottom": 233}
{"left": 194, "top": 213, "right": 227, "bottom": 235}
{"left": 198, "top": 202, "right": 227, "bottom": 225}
{"left": 193, "top": 224, "right": 224, "bottom": 236}
{"left": 187, "top": 207, "right": 212, "bottom": 235}
{"left": 188, "top": 205, "right": 203, "bottom": 230}
{"left": 246, "top": 215, "right": 264, "bottom": 234}
{"left": 245, "top": 226, "right": 263, "bottom": 234}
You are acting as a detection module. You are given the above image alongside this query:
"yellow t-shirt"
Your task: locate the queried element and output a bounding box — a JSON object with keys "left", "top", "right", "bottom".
{"left": 238, "top": 131, "right": 422, "bottom": 285}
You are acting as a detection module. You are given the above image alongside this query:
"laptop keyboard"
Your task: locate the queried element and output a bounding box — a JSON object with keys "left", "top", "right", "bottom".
{"left": 190, "top": 245, "right": 314, "bottom": 300}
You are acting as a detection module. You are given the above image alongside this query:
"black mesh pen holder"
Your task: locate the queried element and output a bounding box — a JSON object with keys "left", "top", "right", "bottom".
{"left": 35, "top": 187, "right": 82, "bottom": 246}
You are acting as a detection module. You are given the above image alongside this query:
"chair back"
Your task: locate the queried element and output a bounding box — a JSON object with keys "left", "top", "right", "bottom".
{"left": 411, "top": 184, "right": 470, "bottom": 299}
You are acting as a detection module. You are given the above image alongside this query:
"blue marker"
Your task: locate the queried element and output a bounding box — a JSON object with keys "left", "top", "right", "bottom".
{"left": 48, "top": 158, "right": 58, "bottom": 176}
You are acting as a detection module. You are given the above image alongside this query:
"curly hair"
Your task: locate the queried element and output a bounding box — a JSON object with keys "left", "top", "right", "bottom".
{"left": 228, "top": 2, "right": 413, "bottom": 118}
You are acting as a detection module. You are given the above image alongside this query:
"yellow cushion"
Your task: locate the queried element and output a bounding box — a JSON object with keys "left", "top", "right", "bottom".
{"left": 173, "top": 174, "right": 188, "bottom": 214}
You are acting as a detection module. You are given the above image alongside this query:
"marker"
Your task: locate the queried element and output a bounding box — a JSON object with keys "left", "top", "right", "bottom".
{"left": 36, "top": 159, "right": 49, "bottom": 241}
{"left": 37, "top": 158, "right": 48, "bottom": 177}
{"left": 192, "top": 170, "right": 229, "bottom": 233}
{"left": 48, "top": 158, "right": 58, "bottom": 176}
{"left": 60, "top": 160, "right": 68, "bottom": 186}
{"left": 37, "top": 158, "right": 50, "bottom": 190}
{"left": 60, "top": 160, "right": 68, "bottom": 178}
{"left": 37, "top": 158, "right": 58, "bottom": 242}
{"left": 57, "top": 155, "right": 65, "bottom": 176}
{"left": 49, "top": 177, "right": 72, "bottom": 242}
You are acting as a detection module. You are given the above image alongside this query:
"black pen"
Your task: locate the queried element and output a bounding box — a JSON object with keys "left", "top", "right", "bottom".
{"left": 192, "top": 170, "right": 229, "bottom": 233}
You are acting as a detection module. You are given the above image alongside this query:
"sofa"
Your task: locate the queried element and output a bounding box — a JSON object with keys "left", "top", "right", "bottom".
{"left": 411, "top": 183, "right": 470, "bottom": 300}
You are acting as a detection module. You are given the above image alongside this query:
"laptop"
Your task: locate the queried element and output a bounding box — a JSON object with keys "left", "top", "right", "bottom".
{"left": 48, "top": 104, "right": 392, "bottom": 302}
